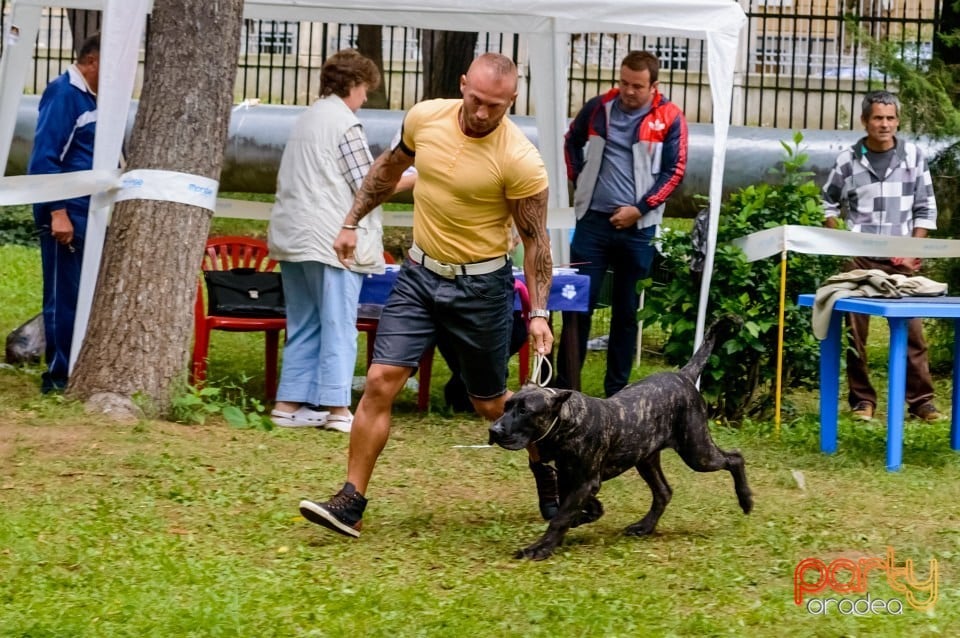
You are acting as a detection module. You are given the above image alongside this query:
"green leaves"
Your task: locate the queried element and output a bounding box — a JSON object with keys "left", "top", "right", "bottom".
{"left": 0, "top": 205, "right": 36, "bottom": 248}
{"left": 642, "top": 134, "right": 842, "bottom": 420}
{"left": 171, "top": 382, "right": 274, "bottom": 430}
{"left": 850, "top": 19, "right": 960, "bottom": 137}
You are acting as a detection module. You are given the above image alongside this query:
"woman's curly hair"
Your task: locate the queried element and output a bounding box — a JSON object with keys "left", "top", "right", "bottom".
{"left": 320, "top": 49, "right": 381, "bottom": 98}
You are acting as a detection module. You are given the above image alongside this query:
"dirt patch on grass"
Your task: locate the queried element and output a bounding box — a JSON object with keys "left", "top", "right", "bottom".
{"left": 0, "top": 420, "right": 98, "bottom": 467}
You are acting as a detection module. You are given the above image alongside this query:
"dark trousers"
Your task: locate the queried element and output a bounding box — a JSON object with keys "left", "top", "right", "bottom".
{"left": 438, "top": 311, "right": 528, "bottom": 412}
{"left": 556, "top": 210, "right": 656, "bottom": 397}
{"left": 36, "top": 216, "right": 85, "bottom": 393}
{"left": 844, "top": 256, "right": 935, "bottom": 411}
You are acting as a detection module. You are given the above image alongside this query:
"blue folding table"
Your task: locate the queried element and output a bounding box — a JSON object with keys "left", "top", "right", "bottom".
{"left": 797, "top": 294, "right": 960, "bottom": 471}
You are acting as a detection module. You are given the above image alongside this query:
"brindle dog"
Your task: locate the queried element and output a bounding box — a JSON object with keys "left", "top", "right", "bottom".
{"left": 488, "top": 317, "right": 753, "bottom": 560}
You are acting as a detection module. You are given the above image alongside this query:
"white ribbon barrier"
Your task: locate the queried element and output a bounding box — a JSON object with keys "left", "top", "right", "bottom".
{"left": 115, "top": 169, "right": 219, "bottom": 211}
{"left": 207, "top": 200, "right": 578, "bottom": 229}
{"left": 732, "top": 225, "right": 960, "bottom": 262}
{"left": 1, "top": 168, "right": 579, "bottom": 229}
{"left": 0, "top": 170, "right": 120, "bottom": 206}
{"left": 0, "top": 168, "right": 219, "bottom": 212}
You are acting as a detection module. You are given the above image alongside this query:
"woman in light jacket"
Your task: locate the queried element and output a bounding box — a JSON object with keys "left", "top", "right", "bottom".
{"left": 268, "top": 49, "right": 413, "bottom": 431}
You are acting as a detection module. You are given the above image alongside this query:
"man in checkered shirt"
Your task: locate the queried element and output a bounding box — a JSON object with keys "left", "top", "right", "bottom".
{"left": 822, "top": 90, "right": 942, "bottom": 423}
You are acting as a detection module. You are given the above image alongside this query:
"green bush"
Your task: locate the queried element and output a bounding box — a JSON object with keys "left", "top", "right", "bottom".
{"left": 639, "top": 133, "right": 842, "bottom": 421}
{"left": 0, "top": 205, "right": 36, "bottom": 247}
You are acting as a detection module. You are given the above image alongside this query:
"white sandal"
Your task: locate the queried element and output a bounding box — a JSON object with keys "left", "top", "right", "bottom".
{"left": 271, "top": 406, "right": 330, "bottom": 428}
{"left": 323, "top": 413, "right": 353, "bottom": 433}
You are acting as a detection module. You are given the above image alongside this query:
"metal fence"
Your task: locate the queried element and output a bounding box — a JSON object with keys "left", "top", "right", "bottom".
{"left": 0, "top": 1, "right": 942, "bottom": 130}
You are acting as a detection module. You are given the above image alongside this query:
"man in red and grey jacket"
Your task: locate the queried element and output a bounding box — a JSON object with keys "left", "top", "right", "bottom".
{"left": 558, "top": 50, "right": 688, "bottom": 396}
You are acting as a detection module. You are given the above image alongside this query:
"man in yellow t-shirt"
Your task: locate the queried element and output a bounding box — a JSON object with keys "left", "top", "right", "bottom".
{"left": 299, "top": 53, "right": 558, "bottom": 538}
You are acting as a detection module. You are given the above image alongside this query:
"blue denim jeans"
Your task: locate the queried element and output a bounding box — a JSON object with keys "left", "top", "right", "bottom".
{"left": 276, "top": 261, "right": 363, "bottom": 407}
{"left": 558, "top": 210, "right": 656, "bottom": 397}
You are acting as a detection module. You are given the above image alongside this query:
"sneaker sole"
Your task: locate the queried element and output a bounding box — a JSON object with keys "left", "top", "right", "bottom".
{"left": 323, "top": 415, "right": 353, "bottom": 433}
{"left": 299, "top": 500, "right": 360, "bottom": 538}
{"left": 274, "top": 420, "right": 327, "bottom": 428}
{"left": 324, "top": 422, "right": 352, "bottom": 433}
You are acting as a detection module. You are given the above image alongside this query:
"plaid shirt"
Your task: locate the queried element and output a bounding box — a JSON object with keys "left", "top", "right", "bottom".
{"left": 822, "top": 136, "right": 937, "bottom": 236}
{"left": 338, "top": 124, "right": 374, "bottom": 193}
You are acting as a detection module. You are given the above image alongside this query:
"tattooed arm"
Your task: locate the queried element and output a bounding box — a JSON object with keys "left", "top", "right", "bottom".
{"left": 509, "top": 187, "right": 554, "bottom": 355}
{"left": 334, "top": 146, "right": 414, "bottom": 267}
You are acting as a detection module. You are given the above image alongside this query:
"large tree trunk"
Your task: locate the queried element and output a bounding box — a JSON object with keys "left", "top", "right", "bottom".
{"left": 67, "top": 9, "right": 101, "bottom": 57}
{"left": 356, "top": 25, "right": 388, "bottom": 109}
{"left": 420, "top": 30, "right": 478, "bottom": 99}
{"left": 68, "top": 0, "right": 243, "bottom": 417}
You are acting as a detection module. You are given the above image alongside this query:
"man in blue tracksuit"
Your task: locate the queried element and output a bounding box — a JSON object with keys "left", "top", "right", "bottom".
{"left": 27, "top": 34, "right": 100, "bottom": 393}
{"left": 560, "top": 50, "right": 688, "bottom": 397}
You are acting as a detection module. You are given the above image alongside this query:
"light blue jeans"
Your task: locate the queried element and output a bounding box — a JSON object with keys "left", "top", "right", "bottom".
{"left": 276, "top": 261, "right": 363, "bottom": 407}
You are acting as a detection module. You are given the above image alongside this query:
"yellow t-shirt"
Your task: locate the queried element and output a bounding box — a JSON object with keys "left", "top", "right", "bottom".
{"left": 401, "top": 99, "right": 548, "bottom": 263}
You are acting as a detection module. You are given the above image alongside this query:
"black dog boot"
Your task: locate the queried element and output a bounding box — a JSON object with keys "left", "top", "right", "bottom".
{"left": 529, "top": 461, "right": 559, "bottom": 520}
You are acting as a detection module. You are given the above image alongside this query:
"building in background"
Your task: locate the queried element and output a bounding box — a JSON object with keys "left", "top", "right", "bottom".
{"left": 0, "top": 0, "right": 940, "bottom": 129}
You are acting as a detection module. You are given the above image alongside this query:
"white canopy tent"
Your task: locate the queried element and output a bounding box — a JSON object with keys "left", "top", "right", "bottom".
{"left": 0, "top": 0, "right": 746, "bottom": 367}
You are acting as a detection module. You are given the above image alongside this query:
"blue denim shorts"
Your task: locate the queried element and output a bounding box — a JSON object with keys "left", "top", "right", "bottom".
{"left": 372, "top": 258, "right": 514, "bottom": 400}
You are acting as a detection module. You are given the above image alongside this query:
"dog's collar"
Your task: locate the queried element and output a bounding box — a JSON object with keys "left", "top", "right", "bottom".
{"left": 531, "top": 386, "right": 559, "bottom": 443}
{"left": 533, "top": 416, "right": 559, "bottom": 444}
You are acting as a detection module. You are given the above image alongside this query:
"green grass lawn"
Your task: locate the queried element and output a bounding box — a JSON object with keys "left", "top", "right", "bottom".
{"left": 1, "top": 242, "right": 958, "bottom": 637}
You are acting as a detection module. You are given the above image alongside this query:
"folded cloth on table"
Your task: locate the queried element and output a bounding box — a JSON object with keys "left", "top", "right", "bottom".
{"left": 811, "top": 269, "right": 947, "bottom": 340}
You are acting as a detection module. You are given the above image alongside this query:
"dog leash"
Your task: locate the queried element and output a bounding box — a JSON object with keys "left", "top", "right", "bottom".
{"left": 529, "top": 353, "right": 553, "bottom": 387}
{"left": 530, "top": 354, "right": 559, "bottom": 443}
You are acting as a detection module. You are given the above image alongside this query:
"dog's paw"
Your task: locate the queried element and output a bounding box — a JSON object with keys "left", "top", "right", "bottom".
{"left": 570, "top": 496, "right": 604, "bottom": 529}
{"left": 514, "top": 542, "right": 556, "bottom": 561}
{"left": 738, "top": 490, "right": 754, "bottom": 515}
{"left": 624, "top": 521, "right": 657, "bottom": 537}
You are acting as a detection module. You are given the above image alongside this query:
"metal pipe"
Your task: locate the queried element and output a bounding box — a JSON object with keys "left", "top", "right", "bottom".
{"left": 7, "top": 96, "right": 955, "bottom": 216}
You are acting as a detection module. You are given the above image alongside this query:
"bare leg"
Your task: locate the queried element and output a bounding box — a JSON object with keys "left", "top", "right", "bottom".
{"left": 470, "top": 390, "right": 510, "bottom": 422}
{"left": 346, "top": 363, "right": 412, "bottom": 494}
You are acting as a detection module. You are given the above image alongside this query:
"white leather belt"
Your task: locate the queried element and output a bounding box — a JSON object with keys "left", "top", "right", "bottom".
{"left": 408, "top": 243, "right": 508, "bottom": 280}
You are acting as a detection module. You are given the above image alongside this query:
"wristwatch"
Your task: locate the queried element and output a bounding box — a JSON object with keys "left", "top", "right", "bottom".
{"left": 529, "top": 309, "right": 550, "bottom": 320}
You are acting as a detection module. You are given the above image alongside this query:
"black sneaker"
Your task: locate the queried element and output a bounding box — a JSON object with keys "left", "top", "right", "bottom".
{"left": 299, "top": 482, "right": 367, "bottom": 538}
{"left": 529, "top": 461, "right": 560, "bottom": 521}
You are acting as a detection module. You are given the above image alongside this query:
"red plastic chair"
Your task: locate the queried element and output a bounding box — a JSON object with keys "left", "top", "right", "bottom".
{"left": 192, "top": 236, "right": 286, "bottom": 399}
{"left": 513, "top": 279, "right": 532, "bottom": 383}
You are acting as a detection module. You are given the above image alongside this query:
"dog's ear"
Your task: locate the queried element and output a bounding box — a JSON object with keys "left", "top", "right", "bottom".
{"left": 546, "top": 389, "right": 581, "bottom": 418}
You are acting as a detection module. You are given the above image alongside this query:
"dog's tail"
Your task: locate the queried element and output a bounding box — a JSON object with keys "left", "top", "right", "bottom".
{"left": 680, "top": 314, "right": 743, "bottom": 382}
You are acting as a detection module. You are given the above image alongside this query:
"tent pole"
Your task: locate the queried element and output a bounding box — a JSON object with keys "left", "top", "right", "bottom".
{"left": 774, "top": 248, "right": 787, "bottom": 435}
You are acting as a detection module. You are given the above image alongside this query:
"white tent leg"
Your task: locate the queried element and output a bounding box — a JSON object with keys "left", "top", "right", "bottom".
{"left": 69, "top": 0, "right": 151, "bottom": 373}
{"left": 636, "top": 288, "right": 644, "bottom": 366}
{"left": 0, "top": 5, "right": 42, "bottom": 175}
